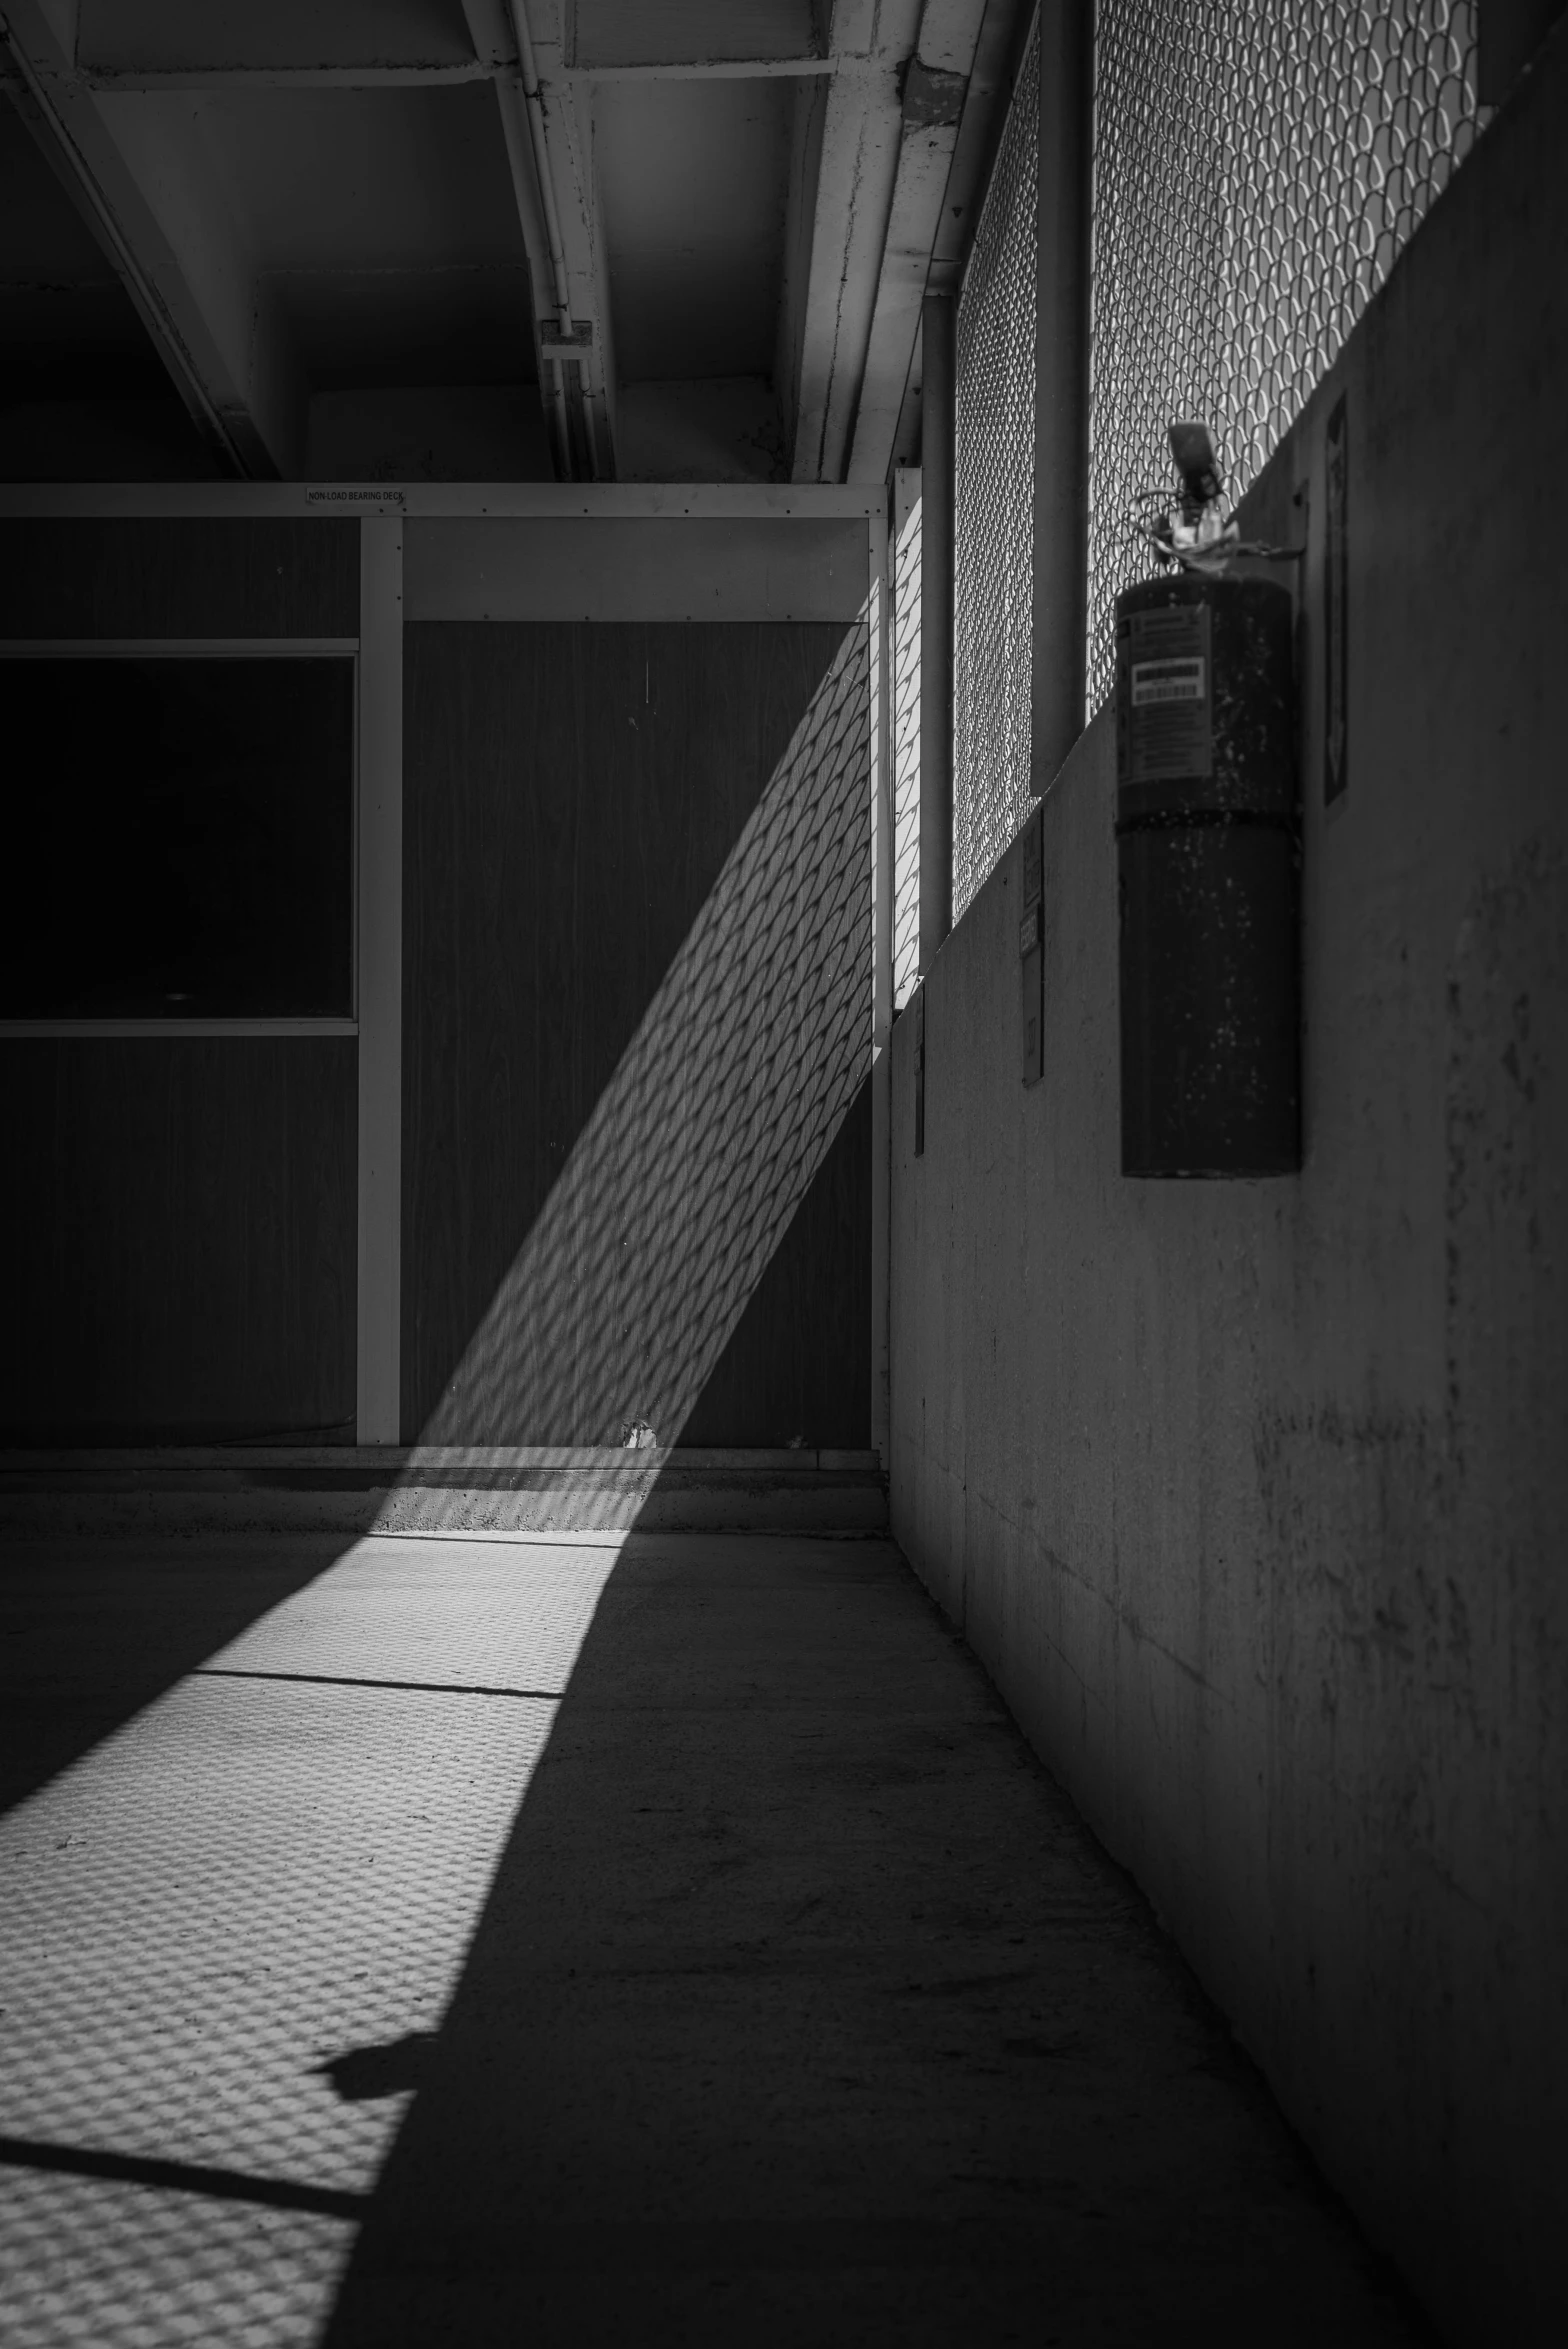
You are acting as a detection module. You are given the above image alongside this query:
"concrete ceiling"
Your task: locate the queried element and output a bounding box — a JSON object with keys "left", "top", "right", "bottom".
{"left": 596, "top": 74, "right": 792, "bottom": 381}
{"left": 0, "top": 0, "right": 1029, "bottom": 483}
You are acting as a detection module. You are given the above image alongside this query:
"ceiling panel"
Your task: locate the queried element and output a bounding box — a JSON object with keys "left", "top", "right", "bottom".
{"left": 595, "top": 76, "right": 792, "bottom": 380}
{"left": 0, "top": 103, "right": 111, "bottom": 276}
{"left": 91, "top": 83, "right": 527, "bottom": 271}
{"left": 572, "top": 1, "right": 822, "bottom": 68}
{"left": 0, "top": 104, "right": 162, "bottom": 391}
{"left": 77, "top": 0, "right": 478, "bottom": 75}
{"left": 276, "top": 267, "right": 536, "bottom": 387}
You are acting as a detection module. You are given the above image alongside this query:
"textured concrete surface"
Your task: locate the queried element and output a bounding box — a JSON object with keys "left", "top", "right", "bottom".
{"left": 0, "top": 1531, "right": 1429, "bottom": 2346}
{"left": 888, "top": 36, "right": 1568, "bottom": 2349}
{"left": 0, "top": 1450, "right": 889, "bottom": 1538}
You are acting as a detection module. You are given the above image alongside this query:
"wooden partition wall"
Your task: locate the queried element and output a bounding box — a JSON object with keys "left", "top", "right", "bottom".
{"left": 0, "top": 487, "right": 891, "bottom": 1455}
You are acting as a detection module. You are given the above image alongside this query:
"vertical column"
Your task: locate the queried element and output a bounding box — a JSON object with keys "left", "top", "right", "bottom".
{"left": 868, "top": 500, "right": 893, "bottom": 1469}
{"left": 920, "top": 289, "right": 955, "bottom": 971}
{"left": 356, "top": 517, "right": 404, "bottom": 1445}
{"left": 1032, "top": 0, "right": 1093, "bottom": 782}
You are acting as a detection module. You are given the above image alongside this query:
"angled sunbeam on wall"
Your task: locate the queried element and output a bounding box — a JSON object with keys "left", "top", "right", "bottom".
{"left": 0, "top": 1535, "right": 622, "bottom": 2347}
{"left": 417, "top": 615, "right": 872, "bottom": 1458}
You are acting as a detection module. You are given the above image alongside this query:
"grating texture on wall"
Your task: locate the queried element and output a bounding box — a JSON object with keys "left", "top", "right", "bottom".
{"left": 892, "top": 491, "right": 922, "bottom": 1009}
{"left": 420, "top": 624, "right": 871, "bottom": 1450}
{"left": 952, "top": 21, "right": 1039, "bottom": 923}
{"left": 1085, "top": 0, "right": 1483, "bottom": 707}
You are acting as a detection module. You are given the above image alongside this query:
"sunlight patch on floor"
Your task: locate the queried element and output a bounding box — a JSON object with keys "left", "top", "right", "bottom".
{"left": 0, "top": 1535, "right": 621, "bottom": 2349}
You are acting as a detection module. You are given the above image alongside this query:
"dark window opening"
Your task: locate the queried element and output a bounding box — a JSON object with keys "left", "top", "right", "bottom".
{"left": 1, "top": 655, "right": 355, "bottom": 1019}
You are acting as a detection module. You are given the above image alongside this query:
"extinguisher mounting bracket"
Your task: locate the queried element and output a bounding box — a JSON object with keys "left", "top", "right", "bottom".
{"left": 1131, "top": 420, "right": 1303, "bottom": 577}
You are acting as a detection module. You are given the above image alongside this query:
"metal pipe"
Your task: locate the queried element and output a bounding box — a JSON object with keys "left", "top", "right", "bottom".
{"left": 485, "top": 61, "right": 572, "bottom": 476}
{"left": 505, "top": 0, "right": 572, "bottom": 330}
{"left": 506, "top": 0, "right": 600, "bottom": 477}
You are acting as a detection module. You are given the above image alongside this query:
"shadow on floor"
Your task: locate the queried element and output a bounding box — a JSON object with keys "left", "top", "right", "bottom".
{"left": 313, "top": 1533, "right": 1433, "bottom": 2349}
{"left": 0, "top": 1532, "right": 343, "bottom": 1816}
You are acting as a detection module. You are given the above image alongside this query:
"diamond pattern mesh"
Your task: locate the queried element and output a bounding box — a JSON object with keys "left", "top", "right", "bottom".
{"left": 1085, "top": 0, "right": 1484, "bottom": 707}
{"left": 953, "top": 21, "right": 1039, "bottom": 922}
{"left": 891, "top": 492, "right": 922, "bottom": 1009}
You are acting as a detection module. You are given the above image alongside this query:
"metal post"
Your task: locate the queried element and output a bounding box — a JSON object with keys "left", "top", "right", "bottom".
{"left": 1032, "top": 0, "right": 1093, "bottom": 786}
{"left": 920, "top": 290, "right": 955, "bottom": 969}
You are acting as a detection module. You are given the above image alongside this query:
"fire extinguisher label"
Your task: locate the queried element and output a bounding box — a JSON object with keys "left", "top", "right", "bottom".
{"left": 1131, "top": 657, "right": 1205, "bottom": 704}
{"left": 1119, "top": 604, "right": 1213, "bottom": 783}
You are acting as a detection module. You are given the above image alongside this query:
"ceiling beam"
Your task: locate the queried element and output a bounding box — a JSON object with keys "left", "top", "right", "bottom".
{"left": 1, "top": 0, "right": 301, "bottom": 476}
{"left": 923, "top": 0, "right": 1033, "bottom": 302}
{"left": 80, "top": 63, "right": 497, "bottom": 91}
{"left": 462, "top": 0, "right": 617, "bottom": 479}
{"left": 845, "top": 0, "right": 988, "bottom": 484}
{"left": 787, "top": 0, "right": 1030, "bottom": 486}
{"left": 462, "top": 0, "right": 569, "bottom": 472}
{"left": 522, "top": 4, "right": 618, "bottom": 479}
{"left": 785, "top": 0, "right": 924, "bottom": 485}
{"left": 81, "top": 60, "right": 843, "bottom": 91}
{"left": 568, "top": 57, "right": 833, "bottom": 81}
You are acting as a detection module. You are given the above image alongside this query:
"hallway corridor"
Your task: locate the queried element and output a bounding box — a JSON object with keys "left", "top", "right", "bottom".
{"left": 1, "top": 1529, "right": 1430, "bottom": 2346}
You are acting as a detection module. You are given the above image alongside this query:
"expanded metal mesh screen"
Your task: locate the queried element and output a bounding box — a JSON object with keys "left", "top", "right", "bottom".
{"left": 952, "top": 20, "right": 1039, "bottom": 922}
{"left": 1085, "top": 0, "right": 1483, "bottom": 706}
{"left": 928, "top": 0, "right": 1483, "bottom": 930}
{"left": 892, "top": 489, "right": 922, "bottom": 1010}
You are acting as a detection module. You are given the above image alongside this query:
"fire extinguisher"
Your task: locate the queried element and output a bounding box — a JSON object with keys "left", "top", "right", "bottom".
{"left": 1116, "top": 423, "right": 1300, "bottom": 1178}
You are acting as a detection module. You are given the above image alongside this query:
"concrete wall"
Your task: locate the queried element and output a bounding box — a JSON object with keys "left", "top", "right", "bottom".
{"left": 889, "top": 33, "right": 1566, "bottom": 2345}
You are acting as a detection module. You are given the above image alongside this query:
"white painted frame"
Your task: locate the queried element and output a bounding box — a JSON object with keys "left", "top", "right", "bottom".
{"left": 0, "top": 483, "right": 883, "bottom": 1456}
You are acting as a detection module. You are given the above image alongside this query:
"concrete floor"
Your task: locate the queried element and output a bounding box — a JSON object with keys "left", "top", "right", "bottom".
{"left": 0, "top": 1531, "right": 1433, "bottom": 2347}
